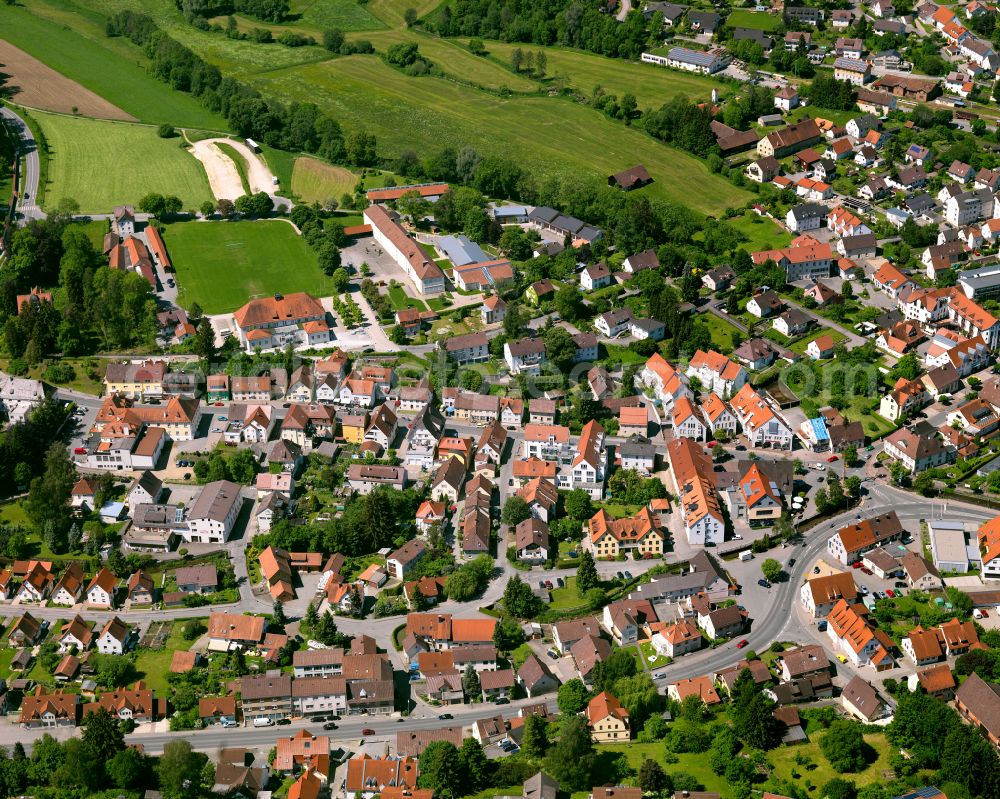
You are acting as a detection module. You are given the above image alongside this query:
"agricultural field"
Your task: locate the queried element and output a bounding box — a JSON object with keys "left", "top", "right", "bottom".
{"left": 466, "top": 40, "right": 728, "bottom": 108}
{"left": 287, "top": 0, "right": 386, "bottom": 31}
{"left": 0, "top": 2, "right": 226, "bottom": 128}
{"left": 0, "top": 40, "right": 135, "bottom": 121}
{"left": 161, "top": 219, "right": 336, "bottom": 313}
{"left": 355, "top": 30, "right": 541, "bottom": 92}
{"left": 254, "top": 56, "right": 749, "bottom": 215}
{"left": 291, "top": 157, "right": 358, "bottom": 203}
{"left": 34, "top": 111, "right": 213, "bottom": 212}
{"left": 16, "top": 0, "right": 748, "bottom": 214}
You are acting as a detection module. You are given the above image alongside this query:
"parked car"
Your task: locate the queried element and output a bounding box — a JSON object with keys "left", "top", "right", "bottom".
{"left": 894, "top": 581, "right": 908, "bottom": 588}
{"left": 276, "top": 719, "right": 292, "bottom": 725}
{"left": 813, "top": 566, "right": 821, "bottom": 574}
{"left": 556, "top": 577, "right": 564, "bottom": 588}
{"left": 817, "top": 620, "right": 828, "bottom": 632}
{"left": 624, "top": 570, "right": 633, "bottom": 580}
{"left": 757, "top": 579, "right": 771, "bottom": 589}
{"left": 851, "top": 561, "right": 863, "bottom": 569}
{"left": 860, "top": 567, "right": 873, "bottom": 575}
{"left": 494, "top": 697, "right": 510, "bottom": 705}
{"left": 438, "top": 713, "right": 453, "bottom": 720}
{"left": 544, "top": 580, "right": 553, "bottom": 590}
{"left": 886, "top": 589, "right": 895, "bottom": 598}
{"left": 836, "top": 654, "right": 847, "bottom": 663}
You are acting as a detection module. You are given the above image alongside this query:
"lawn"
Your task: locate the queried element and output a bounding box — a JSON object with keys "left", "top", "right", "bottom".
{"left": 723, "top": 211, "right": 792, "bottom": 252}
{"left": 470, "top": 40, "right": 727, "bottom": 109}
{"left": 637, "top": 640, "right": 670, "bottom": 669}
{"left": 585, "top": 732, "right": 904, "bottom": 799}
{"left": 726, "top": 9, "right": 783, "bottom": 30}
{"left": 588, "top": 741, "right": 727, "bottom": 798}
{"left": 291, "top": 157, "right": 358, "bottom": 203}
{"left": 0, "top": 2, "right": 227, "bottom": 128}
{"left": 161, "top": 220, "right": 336, "bottom": 313}
{"left": 546, "top": 576, "right": 589, "bottom": 612}
{"left": 765, "top": 731, "right": 900, "bottom": 793}
{"left": 788, "top": 327, "right": 847, "bottom": 355}
{"left": 215, "top": 141, "right": 251, "bottom": 195}
{"left": 134, "top": 620, "right": 192, "bottom": 694}
{"left": 429, "top": 317, "right": 470, "bottom": 341}
{"left": 705, "top": 314, "right": 744, "bottom": 354}
{"left": 34, "top": 112, "right": 213, "bottom": 213}
{"left": 387, "top": 285, "right": 428, "bottom": 312}
{"left": 0, "top": 501, "right": 28, "bottom": 527}
{"left": 253, "top": 55, "right": 749, "bottom": 215}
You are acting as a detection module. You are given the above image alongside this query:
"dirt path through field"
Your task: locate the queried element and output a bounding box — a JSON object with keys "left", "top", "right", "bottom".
{"left": 188, "top": 137, "right": 276, "bottom": 200}
{"left": 0, "top": 40, "right": 136, "bottom": 120}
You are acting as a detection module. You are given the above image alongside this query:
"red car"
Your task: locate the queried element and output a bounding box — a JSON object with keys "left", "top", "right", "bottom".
{"left": 826, "top": 455, "right": 838, "bottom": 463}
{"left": 736, "top": 639, "right": 749, "bottom": 649}
{"left": 886, "top": 589, "right": 895, "bottom": 598}
{"left": 362, "top": 728, "right": 375, "bottom": 736}
{"left": 860, "top": 567, "right": 873, "bottom": 576}
{"left": 707, "top": 441, "right": 717, "bottom": 448}
{"left": 73, "top": 447, "right": 87, "bottom": 455}
{"left": 851, "top": 561, "right": 863, "bottom": 569}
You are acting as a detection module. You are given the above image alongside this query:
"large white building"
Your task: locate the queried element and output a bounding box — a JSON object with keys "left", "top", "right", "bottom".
{"left": 232, "top": 293, "right": 330, "bottom": 353}
{"left": 184, "top": 480, "right": 244, "bottom": 543}
{"left": 364, "top": 205, "right": 445, "bottom": 296}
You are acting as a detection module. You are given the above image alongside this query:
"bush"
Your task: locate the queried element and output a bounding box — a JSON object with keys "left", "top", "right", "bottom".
{"left": 42, "top": 362, "right": 76, "bottom": 384}
{"left": 158, "top": 124, "right": 177, "bottom": 138}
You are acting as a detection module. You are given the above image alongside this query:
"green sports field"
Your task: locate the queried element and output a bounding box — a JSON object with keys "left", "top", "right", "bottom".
{"left": 161, "top": 220, "right": 337, "bottom": 314}
{"left": 34, "top": 112, "right": 213, "bottom": 213}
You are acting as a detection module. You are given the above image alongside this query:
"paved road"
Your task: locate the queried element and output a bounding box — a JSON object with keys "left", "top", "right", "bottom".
{"left": 0, "top": 106, "right": 43, "bottom": 222}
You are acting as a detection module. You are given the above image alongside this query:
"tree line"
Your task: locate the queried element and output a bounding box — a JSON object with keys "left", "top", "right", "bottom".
{"left": 433, "top": 0, "right": 652, "bottom": 61}
{"left": 105, "top": 11, "right": 378, "bottom": 164}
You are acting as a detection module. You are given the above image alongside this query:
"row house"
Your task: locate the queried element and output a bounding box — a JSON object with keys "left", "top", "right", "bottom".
{"left": 441, "top": 388, "right": 500, "bottom": 426}
{"left": 827, "top": 206, "right": 873, "bottom": 238}
{"left": 730, "top": 383, "right": 794, "bottom": 449}
{"left": 566, "top": 420, "right": 607, "bottom": 498}
{"left": 752, "top": 237, "right": 833, "bottom": 282}
{"left": 666, "top": 438, "right": 725, "bottom": 546}
{"left": 826, "top": 510, "right": 904, "bottom": 564}
{"left": 826, "top": 599, "right": 895, "bottom": 669}
{"left": 505, "top": 338, "right": 547, "bottom": 375}
{"left": 672, "top": 396, "right": 708, "bottom": 442}
{"left": 686, "top": 349, "right": 748, "bottom": 398}
{"left": 883, "top": 426, "right": 956, "bottom": 473}
{"left": 636, "top": 353, "right": 691, "bottom": 410}
{"left": 878, "top": 377, "right": 930, "bottom": 422}
{"left": 589, "top": 506, "right": 665, "bottom": 559}
{"left": 445, "top": 332, "right": 489, "bottom": 365}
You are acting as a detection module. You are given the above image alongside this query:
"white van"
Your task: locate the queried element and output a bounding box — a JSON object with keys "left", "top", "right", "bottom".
{"left": 252, "top": 717, "right": 274, "bottom": 727}
{"left": 739, "top": 551, "right": 753, "bottom": 562}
